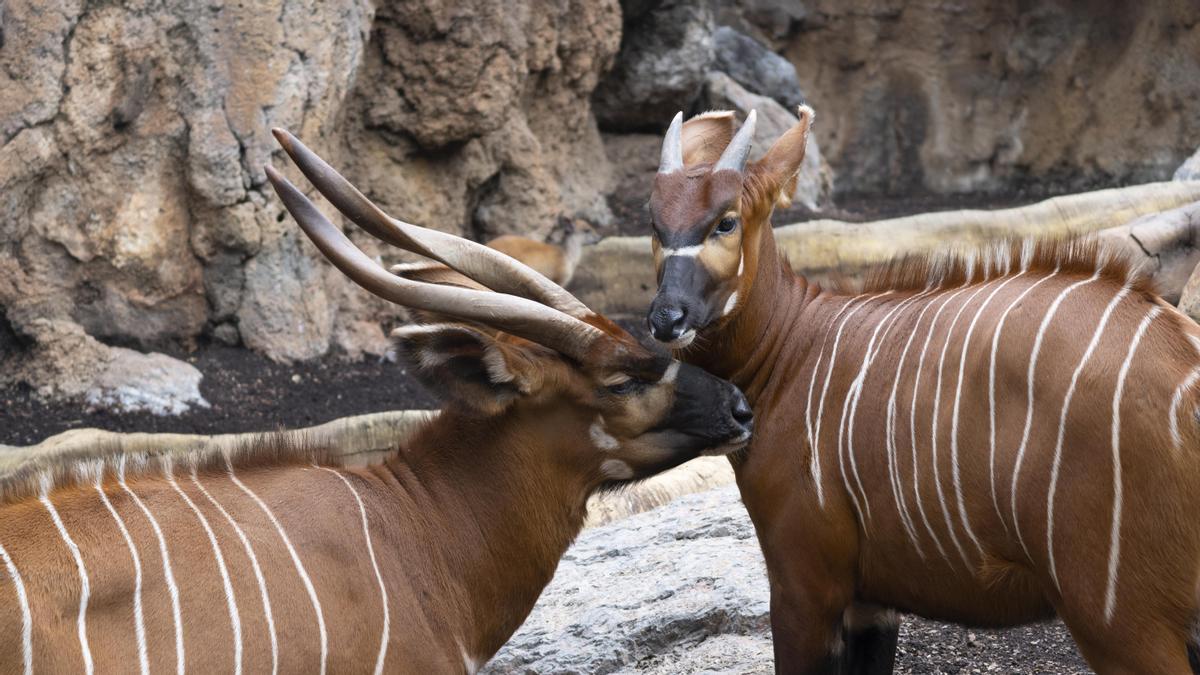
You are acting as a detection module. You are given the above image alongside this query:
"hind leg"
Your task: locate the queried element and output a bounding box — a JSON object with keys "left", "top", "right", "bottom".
{"left": 1068, "top": 619, "right": 1192, "bottom": 674}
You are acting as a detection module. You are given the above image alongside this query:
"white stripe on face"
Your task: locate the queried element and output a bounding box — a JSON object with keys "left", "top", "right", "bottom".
{"left": 659, "top": 361, "right": 681, "bottom": 384}
{"left": 1009, "top": 271, "right": 1101, "bottom": 561}
{"left": 95, "top": 478, "right": 150, "bottom": 675}
{"left": 660, "top": 244, "right": 704, "bottom": 258}
{"left": 1105, "top": 305, "right": 1161, "bottom": 624}
{"left": 40, "top": 485, "right": 94, "bottom": 675}
{"left": 321, "top": 468, "right": 391, "bottom": 675}
{"left": 119, "top": 459, "right": 186, "bottom": 675}
{"left": 227, "top": 465, "right": 328, "bottom": 675}
{"left": 1045, "top": 285, "right": 1130, "bottom": 590}
{"left": 0, "top": 538, "right": 32, "bottom": 675}
{"left": 166, "top": 466, "right": 242, "bottom": 675}
{"left": 193, "top": 471, "right": 279, "bottom": 675}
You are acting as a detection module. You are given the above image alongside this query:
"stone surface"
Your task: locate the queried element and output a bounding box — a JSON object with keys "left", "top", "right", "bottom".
{"left": 593, "top": 0, "right": 715, "bottom": 132}
{"left": 1177, "top": 147, "right": 1200, "bottom": 181}
{"left": 84, "top": 348, "right": 209, "bottom": 416}
{"left": 712, "top": 26, "right": 806, "bottom": 109}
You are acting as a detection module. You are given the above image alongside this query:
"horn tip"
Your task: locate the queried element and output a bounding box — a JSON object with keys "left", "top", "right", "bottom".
{"left": 264, "top": 164, "right": 286, "bottom": 188}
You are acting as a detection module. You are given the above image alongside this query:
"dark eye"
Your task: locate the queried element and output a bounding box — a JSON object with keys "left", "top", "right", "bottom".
{"left": 714, "top": 216, "right": 738, "bottom": 235}
{"left": 606, "top": 378, "right": 643, "bottom": 396}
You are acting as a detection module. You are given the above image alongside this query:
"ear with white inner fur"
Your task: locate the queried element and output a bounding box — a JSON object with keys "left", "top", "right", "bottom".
{"left": 681, "top": 111, "right": 736, "bottom": 166}
{"left": 754, "top": 104, "right": 815, "bottom": 207}
{"left": 390, "top": 323, "right": 536, "bottom": 415}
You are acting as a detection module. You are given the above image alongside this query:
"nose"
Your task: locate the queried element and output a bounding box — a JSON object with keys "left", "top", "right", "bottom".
{"left": 649, "top": 303, "right": 688, "bottom": 342}
{"left": 731, "top": 391, "right": 754, "bottom": 431}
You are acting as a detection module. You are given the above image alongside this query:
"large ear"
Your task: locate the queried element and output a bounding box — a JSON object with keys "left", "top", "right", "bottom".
{"left": 681, "top": 111, "right": 736, "bottom": 166}
{"left": 755, "top": 105, "right": 815, "bottom": 207}
{"left": 391, "top": 323, "right": 539, "bottom": 415}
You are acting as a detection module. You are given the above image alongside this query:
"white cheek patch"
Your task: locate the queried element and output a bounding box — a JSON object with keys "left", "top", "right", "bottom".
{"left": 661, "top": 244, "right": 704, "bottom": 258}
{"left": 659, "top": 361, "right": 681, "bottom": 384}
{"left": 600, "top": 459, "right": 635, "bottom": 480}
{"left": 723, "top": 291, "right": 739, "bottom": 316}
{"left": 590, "top": 417, "right": 620, "bottom": 451}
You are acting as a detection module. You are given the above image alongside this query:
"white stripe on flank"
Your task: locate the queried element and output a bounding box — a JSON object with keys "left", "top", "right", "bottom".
{"left": 908, "top": 286, "right": 974, "bottom": 564}
{"left": 929, "top": 280, "right": 996, "bottom": 568}
{"left": 839, "top": 289, "right": 933, "bottom": 528}
{"left": 814, "top": 293, "right": 891, "bottom": 512}
{"left": 1105, "top": 305, "right": 1160, "bottom": 623}
{"left": 0, "top": 539, "right": 32, "bottom": 675}
{"left": 805, "top": 296, "right": 864, "bottom": 508}
{"left": 1169, "top": 368, "right": 1200, "bottom": 453}
{"left": 228, "top": 464, "right": 329, "bottom": 675}
{"left": 41, "top": 485, "right": 94, "bottom": 675}
{"left": 166, "top": 463, "right": 242, "bottom": 675}
{"left": 988, "top": 270, "right": 1060, "bottom": 533}
{"left": 323, "top": 468, "right": 391, "bottom": 675}
{"left": 95, "top": 477, "right": 150, "bottom": 675}
{"left": 949, "top": 273, "right": 1025, "bottom": 558}
{"left": 118, "top": 459, "right": 185, "bottom": 675}
{"left": 1009, "top": 271, "right": 1101, "bottom": 560}
{"left": 885, "top": 289, "right": 947, "bottom": 560}
{"left": 1045, "top": 285, "right": 1130, "bottom": 589}
{"left": 661, "top": 244, "right": 703, "bottom": 258}
{"left": 193, "top": 470, "right": 279, "bottom": 675}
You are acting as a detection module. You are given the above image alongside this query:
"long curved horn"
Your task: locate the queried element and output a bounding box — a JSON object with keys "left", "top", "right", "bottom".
{"left": 270, "top": 129, "right": 593, "bottom": 320}
{"left": 713, "top": 109, "right": 757, "bottom": 174}
{"left": 658, "top": 112, "right": 684, "bottom": 175}
{"left": 265, "top": 165, "right": 606, "bottom": 363}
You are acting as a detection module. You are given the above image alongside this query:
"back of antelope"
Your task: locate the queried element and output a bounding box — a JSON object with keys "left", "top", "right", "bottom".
{"left": 644, "top": 106, "right": 1200, "bottom": 673}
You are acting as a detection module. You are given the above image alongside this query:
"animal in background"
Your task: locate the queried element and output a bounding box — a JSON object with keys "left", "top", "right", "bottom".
{"left": 486, "top": 216, "right": 600, "bottom": 287}
{"left": 646, "top": 106, "right": 1200, "bottom": 674}
{"left": 0, "top": 130, "right": 752, "bottom": 675}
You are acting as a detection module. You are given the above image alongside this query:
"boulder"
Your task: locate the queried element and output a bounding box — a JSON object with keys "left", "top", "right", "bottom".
{"left": 712, "top": 26, "right": 806, "bottom": 109}
{"left": 1177, "top": 148, "right": 1200, "bottom": 181}
{"left": 84, "top": 348, "right": 209, "bottom": 416}
{"left": 593, "top": 0, "right": 715, "bottom": 131}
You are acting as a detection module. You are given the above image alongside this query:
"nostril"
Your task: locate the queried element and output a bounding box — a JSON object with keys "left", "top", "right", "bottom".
{"left": 732, "top": 395, "right": 753, "bottom": 427}
{"left": 651, "top": 304, "right": 688, "bottom": 340}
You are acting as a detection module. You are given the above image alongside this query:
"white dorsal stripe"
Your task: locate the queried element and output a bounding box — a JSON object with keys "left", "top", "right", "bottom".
{"left": 119, "top": 459, "right": 185, "bottom": 675}
{"left": 0, "top": 538, "right": 32, "bottom": 675}
{"left": 322, "top": 468, "right": 391, "bottom": 675}
{"left": 40, "top": 486, "right": 94, "bottom": 675}
{"left": 949, "top": 272, "right": 1025, "bottom": 559}
{"left": 228, "top": 463, "right": 329, "bottom": 675}
{"left": 928, "top": 279, "right": 996, "bottom": 568}
{"left": 1169, "top": 368, "right": 1200, "bottom": 453}
{"left": 193, "top": 470, "right": 279, "bottom": 675}
{"left": 94, "top": 477, "right": 150, "bottom": 675}
{"left": 805, "top": 296, "right": 864, "bottom": 508}
{"left": 988, "top": 270, "right": 1060, "bottom": 534}
{"left": 1009, "top": 271, "right": 1101, "bottom": 560}
{"left": 814, "top": 293, "right": 890, "bottom": 511}
{"left": 1046, "top": 285, "right": 1130, "bottom": 589}
{"left": 908, "top": 286, "right": 974, "bottom": 564}
{"left": 166, "top": 464, "right": 242, "bottom": 675}
{"left": 1105, "top": 305, "right": 1161, "bottom": 623}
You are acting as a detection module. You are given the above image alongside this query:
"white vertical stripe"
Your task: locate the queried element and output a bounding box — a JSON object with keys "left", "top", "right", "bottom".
{"left": 193, "top": 470, "right": 279, "bottom": 675}
{"left": 0, "top": 539, "right": 32, "bottom": 675}
{"left": 1045, "top": 286, "right": 1130, "bottom": 589}
{"left": 1169, "top": 368, "right": 1200, "bottom": 453}
{"left": 95, "top": 477, "right": 150, "bottom": 675}
{"left": 119, "top": 459, "right": 186, "bottom": 675}
{"left": 948, "top": 273, "right": 1025, "bottom": 558}
{"left": 1009, "top": 271, "right": 1101, "bottom": 560}
{"left": 322, "top": 468, "right": 391, "bottom": 675}
{"left": 1105, "top": 305, "right": 1160, "bottom": 623}
{"left": 228, "top": 464, "right": 328, "bottom": 675}
{"left": 928, "top": 280, "right": 995, "bottom": 568}
{"left": 166, "top": 463, "right": 242, "bottom": 675}
{"left": 805, "top": 296, "right": 864, "bottom": 508}
{"left": 40, "top": 487, "right": 94, "bottom": 675}
{"left": 988, "top": 270, "right": 1060, "bottom": 532}
{"left": 814, "top": 292, "right": 891, "bottom": 514}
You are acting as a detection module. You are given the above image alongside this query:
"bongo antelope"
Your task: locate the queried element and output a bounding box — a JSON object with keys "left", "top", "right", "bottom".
{"left": 646, "top": 107, "right": 1200, "bottom": 673}
{"left": 0, "top": 131, "right": 752, "bottom": 674}
{"left": 486, "top": 217, "right": 598, "bottom": 287}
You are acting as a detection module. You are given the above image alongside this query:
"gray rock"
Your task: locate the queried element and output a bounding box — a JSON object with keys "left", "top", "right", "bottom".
{"left": 84, "top": 347, "right": 209, "bottom": 416}
{"left": 712, "top": 26, "right": 806, "bottom": 109}
{"left": 593, "top": 1, "right": 716, "bottom": 132}
{"left": 1176, "top": 147, "right": 1200, "bottom": 181}
{"left": 704, "top": 72, "right": 834, "bottom": 210}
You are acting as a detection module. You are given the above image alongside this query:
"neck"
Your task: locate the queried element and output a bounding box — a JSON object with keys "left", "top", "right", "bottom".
{"left": 385, "top": 405, "right": 593, "bottom": 660}
{"left": 687, "top": 224, "right": 816, "bottom": 403}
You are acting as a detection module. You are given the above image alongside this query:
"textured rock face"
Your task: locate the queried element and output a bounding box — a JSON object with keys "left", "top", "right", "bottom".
{"left": 767, "top": 0, "right": 1200, "bottom": 196}
{"left": 712, "top": 26, "right": 806, "bottom": 110}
